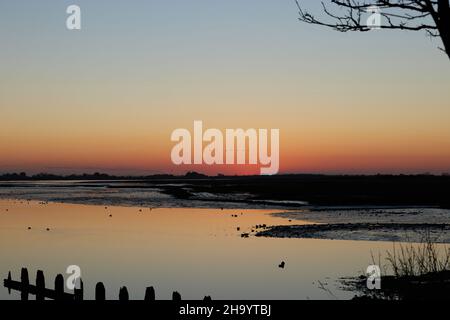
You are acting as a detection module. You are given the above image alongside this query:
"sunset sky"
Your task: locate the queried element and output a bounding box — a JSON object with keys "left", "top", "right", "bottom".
{"left": 1, "top": 0, "right": 450, "bottom": 175}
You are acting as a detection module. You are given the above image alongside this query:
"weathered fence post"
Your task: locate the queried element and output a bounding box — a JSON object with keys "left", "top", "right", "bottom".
{"left": 172, "top": 291, "right": 182, "bottom": 301}
{"left": 95, "top": 282, "right": 106, "bottom": 301}
{"left": 36, "top": 270, "right": 45, "bottom": 301}
{"left": 20, "top": 268, "right": 29, "bottom": 301}
{"left": 6, "top": 271, "right": 12, "bottom": 294}
{"left": 144, "top": 286, "right": 155, "bottom": 301}
{"left": 119, "top": 286, "right": 129, "bottom": 301}
{"left": 74, "top": 278, "right": 84, "bottom": 301}
{"left": 4, "top": 267, "right": 206, "bottom": 301}
{"left": 54, "top": 274, "right": 64, "bottom": 300}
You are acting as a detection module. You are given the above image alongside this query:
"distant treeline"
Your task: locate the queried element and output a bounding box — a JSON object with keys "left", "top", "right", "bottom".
{"left": 0, "top": 171, "right": 449, "bottom": 181}
{"left": 0, "top": 171, "right": 208, "bottom": 181}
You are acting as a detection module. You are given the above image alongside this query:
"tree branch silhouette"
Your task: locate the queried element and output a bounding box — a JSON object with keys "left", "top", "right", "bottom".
{"left": 295, "top": 0, "right": 450, "bottom": 59}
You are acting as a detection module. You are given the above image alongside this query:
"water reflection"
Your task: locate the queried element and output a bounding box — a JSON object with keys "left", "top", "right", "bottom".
{"left": 0, "top": 199, "right": 407, "bottom": 300}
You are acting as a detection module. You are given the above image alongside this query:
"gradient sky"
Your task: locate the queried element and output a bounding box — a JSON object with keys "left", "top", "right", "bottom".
{"left": 1, "top": 0, "right": 450, "bottom": 175}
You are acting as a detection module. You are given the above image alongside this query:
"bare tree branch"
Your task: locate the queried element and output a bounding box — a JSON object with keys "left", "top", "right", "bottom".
{"left": 295, "top": 0, "right": 450, "bottom": 59}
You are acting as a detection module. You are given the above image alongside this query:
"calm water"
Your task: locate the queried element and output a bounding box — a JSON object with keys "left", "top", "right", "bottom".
{"left": 0, "top": 198, "right": 412, "bottom": 300}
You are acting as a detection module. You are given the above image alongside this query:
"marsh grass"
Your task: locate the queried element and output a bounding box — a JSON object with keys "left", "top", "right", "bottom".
{"left": 350, "top": 232, "right": 450, "bottom": 300}
{"left": 385, "top": 232, "right": 450, "bottom": 278}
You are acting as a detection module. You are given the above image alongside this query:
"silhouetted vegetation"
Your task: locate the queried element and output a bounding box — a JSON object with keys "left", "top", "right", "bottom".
{"left": 386, "top": 234, "right": 450, "bottom": 277}
{"left": 346, "top": 234, "right": 450, "bottom": 300}
{"left": 295, "top": 0, "right": 450, "bottom": 60}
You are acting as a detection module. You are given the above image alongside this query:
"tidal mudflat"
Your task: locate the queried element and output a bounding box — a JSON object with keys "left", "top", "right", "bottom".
{"left": 259, "top": 208, "right": 450, "bottom": 243}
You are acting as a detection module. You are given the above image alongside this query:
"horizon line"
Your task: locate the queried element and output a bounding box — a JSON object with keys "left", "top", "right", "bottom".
{"left": 1, "top": 171, "right": 450, "bottom": 179}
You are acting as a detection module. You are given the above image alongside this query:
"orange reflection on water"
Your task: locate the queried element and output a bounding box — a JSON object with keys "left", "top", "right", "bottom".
{"left": 0, "top": 199, "right": 405, "bottom": 300}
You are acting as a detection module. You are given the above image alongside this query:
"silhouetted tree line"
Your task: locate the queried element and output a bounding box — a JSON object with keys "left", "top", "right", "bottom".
{"left": 1, "top": 171, "right": 450, "bottom": 181}
{"left": 0, "top": 172, "right": 204, "bottom": 181}
{"left": 0, "top": 172, "right": 128, "bottom": 181}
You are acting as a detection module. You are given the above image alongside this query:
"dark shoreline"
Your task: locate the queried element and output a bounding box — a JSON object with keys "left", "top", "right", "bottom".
{"left": 1, "top": 174, "right": 450, "bottom": 209}
{"left": 256, "top": 223, "right": 450, "bottom": 243}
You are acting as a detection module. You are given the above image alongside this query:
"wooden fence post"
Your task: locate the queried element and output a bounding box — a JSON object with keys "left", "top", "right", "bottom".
{"left": 144, "top": 286, "right": 155, "bottom": 301}
{"left": 119, "top": 286, "right": 129, "bottom": 301}
{"left": 172, "top": 291, "right": 182, "bottom": 301}
{"left": 54, "top": 274, "right": 64, "bottom": 300}
{"left": 4, "top": 267, "right": 203, "bottom": 301}
{"left": 20, "top": 268, "right": 29, "bottom": 301}
{"left": 6, "top": 271, "right": 12, "bottom": 294}
{"left": 95, "top": 282, "right": 106, "bottom": 301}
{"left": 36, "top": 270, "right": 45, "bottom": 301}
{"left": 74, "top": 278, "right": 84, "bottom": 301}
